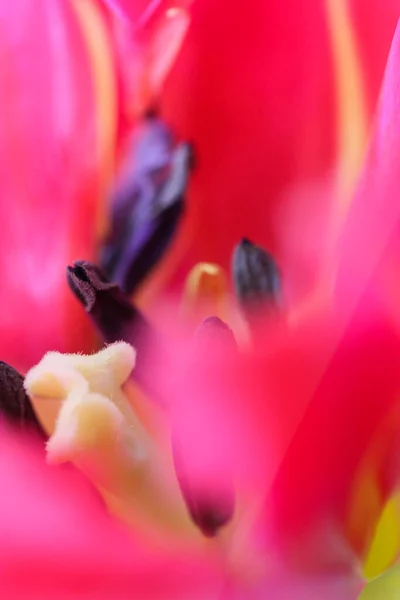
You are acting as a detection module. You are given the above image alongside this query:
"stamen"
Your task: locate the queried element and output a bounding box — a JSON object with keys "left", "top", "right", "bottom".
{"left": 25, "top": 344, "right": 197, "bottom": 539}
{"left": 67, "top": 261, "right": 163, "bottom": 403}
{"left": 193, "top": 315, "right": 238, "bottom": 357}
{"left": 100, "top": 114, "right": 194, "bottom": 295}
{"left": 67, "top": 261, "right": 150, "bottom": 339}
{"left": 173, "top": 447, "right": 235, "bottom": 538}
{"left": 172, "top": 316, "right": 236, "bottom": 537}
{"left": 0, "top": 362, "right": 46, "bottom": 437}
{"left": 181, "top": 263, "right": 229, "bottom": 326}
{"left": 232, "top": 238, "right": 282, "bottom": 321}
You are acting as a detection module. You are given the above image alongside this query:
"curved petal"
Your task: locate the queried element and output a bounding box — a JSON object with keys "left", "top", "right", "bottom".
{"left": 263, "top": 302, "right": 400, "bottom": 572}
{"left": 0, "top": 426, "right": 222, "bottom": 600}
{"left": 103, "top": 0, "right": 192, "bottom": 25}
{"left": 156, "top": 294, "right": 400, "bottom": 575}
{"left": 336, "top": 17, "right": 400, "bottom": 320}
{"left": 334, "top": 16, "right": 400, "bottom": 577}
{"left": 153, "top": 0, "right": 335, "bottom": 302}
{"left": 139, "top": 0, "right": 399, "bottom": 307}
{"left": 360, "top": 564, "right": 400, "bottom": 599}
{"left": 349, "top": 0, "right": 400, "bottom": 116}
{"left": 0, "top": 0, "right": 117, "bottom": 371}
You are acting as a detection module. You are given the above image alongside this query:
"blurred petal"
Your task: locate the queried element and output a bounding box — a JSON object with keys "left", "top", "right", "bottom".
{"left": 156, "top": 291, "right": 400, "bottom": 576}
{"left": 364, "top": 493, "right": 400, "bottom": 579}
{"left": 349, "top": 0, "right": 400, "bottom": 116}
{"left": 360, "top": 564, "right": 400, "bottom": 599}
{"left": 139, "top": 0, "right": 399, "bottom": 307}
{"left": 263, "top": 301, "right": 400, "bottom": 572}
{"left": 104, "top": 0, "right": 193, "bottom": 114}
{"left": 0, "top": 0, "right": 118, "bottom": 370}
{"left": 135, "top": 5, "right": 192, "bottom": 112}
{"left": 227, "top": 571, "right": 363, "bottom": 600}
{"left": 103, "top": 0, "right": 191, "bottom": 25}
{"left": 156, "top": 0, "right": 333, "bottom": 300}
{"left": 336, "top": 17, "right": 400, "bottom": 319}
{"left": 333, "top": 35, "right": 400, "bottom": 583}
{"left": 0, "top": 427, "right": 222, "bottom": 600}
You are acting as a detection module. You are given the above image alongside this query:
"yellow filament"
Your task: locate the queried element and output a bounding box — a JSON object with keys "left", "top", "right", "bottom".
{"left": 181, "top": 262, "right": 229, "bottom": 325}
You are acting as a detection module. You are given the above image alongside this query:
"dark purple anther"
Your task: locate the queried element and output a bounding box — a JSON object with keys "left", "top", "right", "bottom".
{"left": 232, "top": 237, "right": 282, "bottom": 321}
{"left": 0, "top": 362, "right": 46, "bottom": 437}
{"left": 100, "top": 112, "right": 194, "bottom": 295}
{"left": 66, "top": 261, "right": 164, "bottom": 404}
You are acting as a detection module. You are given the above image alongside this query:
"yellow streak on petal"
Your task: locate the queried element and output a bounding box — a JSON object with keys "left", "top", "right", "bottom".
{"left": 364, "top": 494, "right": 400, "bottom": 580}
{"left": 301, "top": 0, "right": 369, "bottom": 313}
{"left": 71, "top": 0, "right": 118, "bottom": 238}
{"left": 326, "top": 0, "right": 368, "bottom": 211}
{"left": 344, "top": 405, "right": 400, "bottom": 579}
{"left": 360, "top": 563, "right": 400, "bottom": 599}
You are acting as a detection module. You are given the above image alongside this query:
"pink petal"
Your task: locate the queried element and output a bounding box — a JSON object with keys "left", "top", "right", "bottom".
{"left": 0, "top": 0, "right": 112, "bottom": 370}
{"left": 103, "top": 0, "right": 191, "bottom": 25}
{"left": 226, "top": 571, "right": 363, "bottom": 600}
{"left": 336, "top": 16, "right": 400, "bottom": 318}
{"left": 262, "top": 299, "right": 400, "bottom": 570}
{"left": 0, "top": 426, "right": 222, "bottom": 600}
{"left": 349, "top": 0, "right": 400, "bottom": 115}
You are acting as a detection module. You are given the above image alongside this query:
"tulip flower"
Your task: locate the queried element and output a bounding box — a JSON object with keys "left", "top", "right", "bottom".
{"left": 2, "top": 1, "right": 400, "bottom": 599}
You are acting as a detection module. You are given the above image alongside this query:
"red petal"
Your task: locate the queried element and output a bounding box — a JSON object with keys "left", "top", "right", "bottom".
{"left": 159, "top": 294, "right": 400, "bottom": 572}
{"left": 263, "top": 301, "right": 400, "bottom": 569}
{"left": 160, "top": 0, "right": 335, "bottom": 294}
{"left": 140, "top": 1, "right": 399, "bottom": 306}
{"left": 0, "top": 1, "right": 115, "bottom": 370}
{"left": 349, "top": 0, "right": 400, "bottom": 115}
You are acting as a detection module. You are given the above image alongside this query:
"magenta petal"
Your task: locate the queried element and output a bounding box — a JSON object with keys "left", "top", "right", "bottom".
{"left": 336, "top": 17, "right": 400, "bottom": 316}
{"left": 160, "top": 294, "right": 400, "bottom": 573}
{"left": 0, "top": 428, "right": 222, "bottom": 600}
{"left": 226, "top": 571, "right": 363, "bottom": 600}
{"left": 263, "top": 300, "right": 400, "bottom": 569}
{"left": 0, "top": 0, "right": 102, "bottom": 370}
{"left": 349, "top": 0, "right": 400, "bottom": 115}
